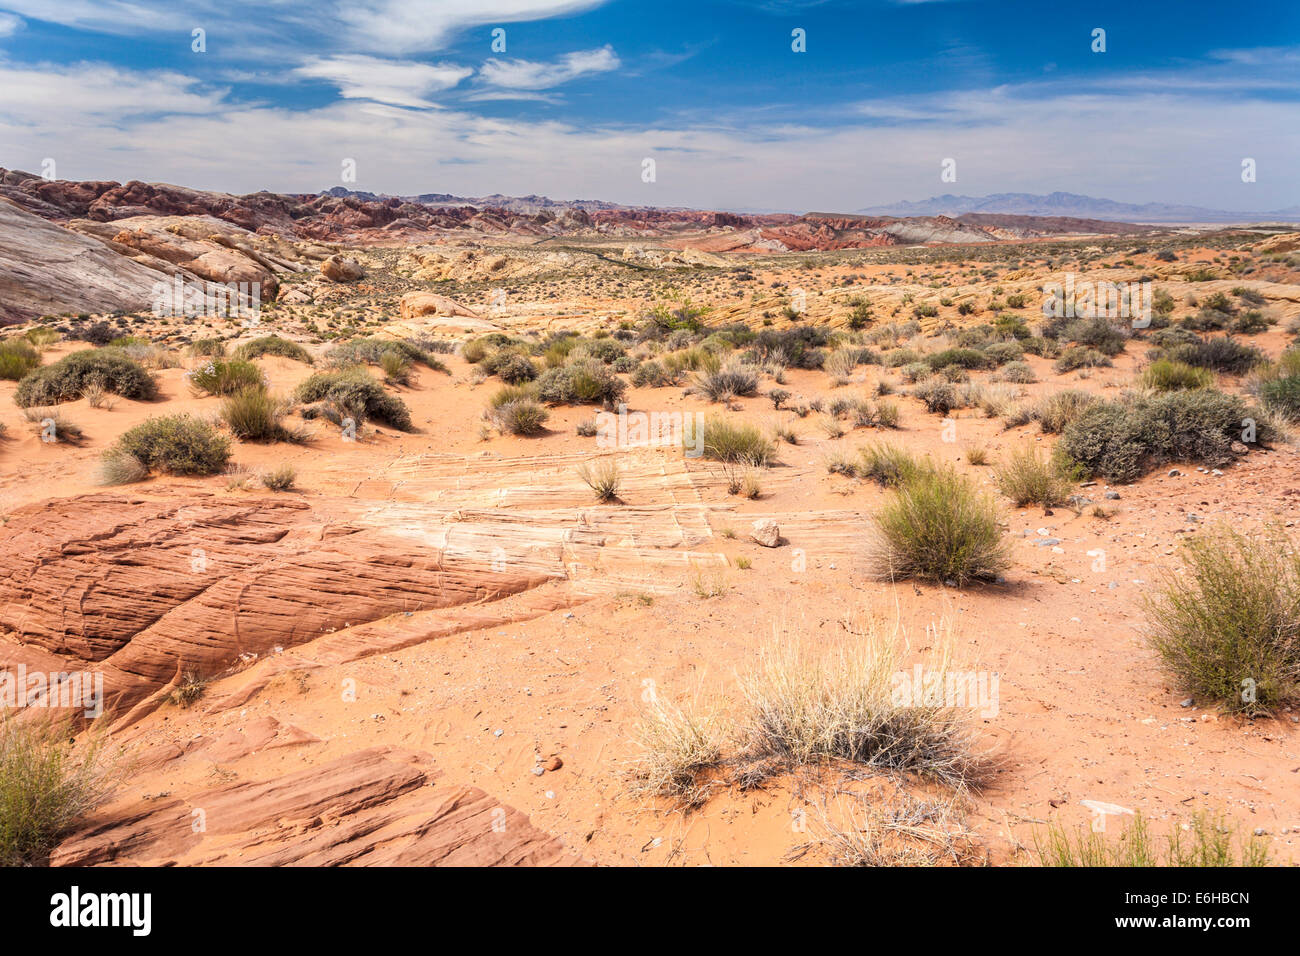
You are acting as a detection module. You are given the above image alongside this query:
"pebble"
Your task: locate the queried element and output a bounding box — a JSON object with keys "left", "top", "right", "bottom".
{"left": 1180, "top": 698, "right": 1195, "bottom": 708}
{"left": 1104, "top": 490, "right": 1120, "bottom": 500}
{"left": 1168, "top": 469, "right": 1182, "bottom": 477}
{"left": 1035, "top": 538, "right": 1061, "bottom": 547}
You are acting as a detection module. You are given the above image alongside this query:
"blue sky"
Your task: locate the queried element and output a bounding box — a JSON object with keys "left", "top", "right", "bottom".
{"left": 0, "top": 0, "right": 1297, "bottom": 211}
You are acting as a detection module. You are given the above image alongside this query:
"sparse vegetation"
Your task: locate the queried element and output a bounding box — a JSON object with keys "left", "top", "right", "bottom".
{"left": 1145, "top": 525, "right": 1300, "bottom": 715}
{"left": 15, "top": 349, "right": 155, "bottom": 407}
{"left": 111, "top": 414, "right": 232, "bottom": 476}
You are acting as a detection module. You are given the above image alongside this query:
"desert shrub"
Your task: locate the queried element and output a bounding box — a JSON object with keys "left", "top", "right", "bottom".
{"left": 327, "top": 337, "right": 446, "bottom": 372}
{"left": 14, "top": 349, "right": 155, "bottom": 407}
{"left": 220, "top": 387, "right": 290, "bottom": 441}
{"left": 22, "top": 407, "right": 84, "bottom": 444}
{"left": 686, "top": 415, "right": 776, "bottom": 465}
{"left": 577, "top": 460, "right": 621, "bottom": 501}
{"left": 628, "top": 693, "right": 726, "bottom": 807}
{"left": 912, "top": 380, "right": 957, "bottom": 415}
{"left": 927, "top": 348, "right": 987, "bottom": 371}
{"left": 1166, "top": 338, "right": 1265, "bottom": 374}
{"left": 490, "top": 399, "right": 549, "bottom": 435}
{"left": 535, "top": 359, "right": 627, "bottom": 407}
{"left": 1059, "top": 390, "right": 1262, "bottom": 483}
{"left": 1230, "top": 310, "right": 1271, "bottom": 335}
{"left": 868, "top": 466, "right": 1009, "bottom": 586}
{"left": 824, "top": 348, "right": 858, "bottom": 384}
{"left": 187, "top": 359, "right": 265, "bottom": 397}
{"left": 1062, "top": 317, "right": 1129, "bottom": 356}
{"left": 95, "top": 447, "right": 149, "bottom": 485}
{"left": 746, "top": 327, "right": 830, "bottom": 369}
{"left": 379, "top": 349, "right": 413, "bottom": 385}
{"left": 23, "top": 327, "right": 60, "bottom": 350}
{"left": 631, "top": 360, "right": 676, "bottom": 388}
{"left": 1146, "top": 526, "right": 1300, "bottom": 715}
{"left": 1143, "top": 359, "right": 1214, "bottom": 391}
{"left": 260, "top": 464, "right": 296, "bottom": 491}
{"left": 113, "top": 414, "right": 232, "bottom": 475}
{"left": 0, "top": 339, "right": 41, "bottom": 380}
{"left": 1148, "top": 325, "right": 1200, "bottom": 349}
{"left": 1037, "top": 812, "right": 1269, "bottom": 867}
{"left": 689, "top": 359, "right": 759, "bottom": 402}
{"left": 490, "top": 352, "right": 536, "bottom": 385}
{"left": 900, "top": 361, "right": 931, "bottom": 384}
{"left": 856, "top": 442, "right": 932, "bottom": 487}
{"left": 1183, "top": 308, "right": 1231, "bottom": 332}
{"left": 0, "top": 716, "right": 115, "bottom": 866}
{"left": 939, "top": 365, "right": 970, "bottom": 383}
{"left": 187, "top": 338, "right": 227, "bottom": 358}
{"left": 982, "top": 341, "right": 1024, "bottom": 366}
{"left": 232, "top": 335, "right": 313, "bottom": 364}
{"left": 1259, "top": 375, "right": 1300, "bottom": 420}
{"left": 1054, "top": 346, "right": 1112, "bottom": 372}
{"left": 884, "top": 347, "right": 920, "bottom": 368}
{"left": 294, "top": 369, "right": 413, "bottom": 430}
{"left": 994, "top": 445, "right": 1077, "bottom": 507}
{"left": 997, "top": 360, "right": 1036, "bottom": 384}
{"left": 735, "top": 626, "right": 988, "bottom": 790}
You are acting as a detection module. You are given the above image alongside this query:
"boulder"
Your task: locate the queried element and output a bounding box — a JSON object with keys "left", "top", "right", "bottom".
{"left": 750, "top": 518, "right": 781, "bottom": 547}
{"left": 321, "top": 253, "right": 365, "bottom": 282}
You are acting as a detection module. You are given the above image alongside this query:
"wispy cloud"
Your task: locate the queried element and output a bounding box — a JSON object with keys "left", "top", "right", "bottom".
{"left": 0, "top": 11, "right": 22, "bottom": 36}
{"left": 295, "top": 56, "right": 472, "bottom": 108}
{"left": 479, "top": 46, "right": 620, "bottom": 91}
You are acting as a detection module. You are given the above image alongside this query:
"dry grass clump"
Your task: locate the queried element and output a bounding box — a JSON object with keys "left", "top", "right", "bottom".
{"left": 1145, "top": 525, "right": 1300, "bottom": 715}
{"left": 0, "top": 715, "right": 116, "bottom": 866}
{"left": 993, "top": 444, "right": 1077, "bottom": 508}
{"left": 260, "top": 463, "right": 297, "bottom": 491}
{"left": 577, "top": 459, "right": 621, "bottom": 501}
{"left": 808, "top": 794, "right": 981, "bottom": 866}
{"left": 868, "top": 466, "right": 1009, "bottom": 585}
{"left": 685, "top": 414, "right": 776, "bottom": 465}
{"left": 629, "top": 615, "right": 993, "bottom": 809}
{"left": 1035, "top": 812, "right": 1269, "bottom": 867}
{"left": 95, "top": 447, "right": 149, "bottom": 486}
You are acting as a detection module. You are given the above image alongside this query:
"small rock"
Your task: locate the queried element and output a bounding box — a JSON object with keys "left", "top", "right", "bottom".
{"left": 1035, "top": 538, "right": 1061, "bottom": 547}
{"left": 1104, "top": 491, "right": 1120, "bottom": 500}
{"left": 1211, "top": 469, "right": 1224, "bottom": 477}
{"left": 321, "top": 254, "right": 365, "bottom": 282}
{"left": 750, "top": 518, "right": 781, "bottom": 548}
{"left": 1180, "top": 698, "right": 1194, "bottom": 708}
{"left": 1168, "top": 469, "right": 1182, "bottom": 477}
{"left": 530, "top": 766, "right": 545, "bottom": 776}
{"left": 544, "top": 755, "right": 563, "bottom": 772}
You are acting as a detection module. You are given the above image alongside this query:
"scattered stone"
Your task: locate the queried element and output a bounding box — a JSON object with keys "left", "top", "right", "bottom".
{"left": 1104, "top": 491, "right": 1121, "bottom": 500}
{"left": 544, "top": 756, "right": 563, "bottom": 772}
{"left": 1035, "top": 538, "right": 1061, "bottom": 547}
{"left": 1180, "top": 698, "right": 1194, "bottom": 708}
{"left": 750, "top": 518, "right": 781, "bottom": 547}
{"left": 1167, "top": 469, "right": 1182, "bottom": 477}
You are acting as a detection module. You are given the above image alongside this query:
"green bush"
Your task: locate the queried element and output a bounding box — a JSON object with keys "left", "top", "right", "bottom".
{"left": 220, "top": 387, "right": 288, "bottom": 441}
{"left": 1054, "top": 346, "right": 1112, "bottom": 372}
{"left": 294, "top": 369, "right": 413, "bottom": 430}
{"left": 327, "top": 336, "right": 448, "bottom": 372}
{"left": 1146, "top": 526, "right": 1300, "bottom": 715}
{"left": 187, "top": 338, "right": 227, "bottom": 358}
{"left": 869, "top": 466, "right": 1009, "bottom": 586}
{"left": 1259, "top": 375, "right": 1300, "bottom": 419}
{"left": 1167, "top": 338, "right": 1265, "bottom": 374}
{"left": 187, "top": 359, "right": 264, "bottom": 396}
{"left": 114, "top": 414, "right": 232, "bottom": 475}
{"left": 998, "top": 360, "right": 1036, "bottom": 384}
{"left": 232, "top": 335, "right": 313, "bottom": 364}
{"left": 926, "top": 348, "right": 987, "bottom": 371}
{"left": 0, "top": 716, "right": 113, "bottom": 866}
{"left": 856, "top": 443, "right": 932, "bottom": 487}
{"left": 686, "top": 415, "right": 776, "bottom": 465}
{"left": 0, "top": 339, "right": 41, "bottom": 380}
{"left": 631, "top": 360, "right": 677, "bottom": 388}
{"left": 1143, "top": 359, "right": 1214, "bottom": 391}
{"left": 1059, "top": 390, "right": 1262, "bottom": 483}
{"left": 490, "top": 399, "right": 549, "bottom": 435}
{"left": 535, "top": 359, "right": 627, "bottom": 407}
{"left": 14, "top": 349, "right": 155, "bottom": 407}
{"left": 983, "top": 341, "right": 1024, "bottom": 366}
{"left": 994, "top": 445, "right": 1077, "bottom": 507}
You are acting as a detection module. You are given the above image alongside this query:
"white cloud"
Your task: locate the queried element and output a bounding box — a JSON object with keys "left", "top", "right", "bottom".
{"left": 336, "top": 0, "right": 608, "bottom": 54}
{"left": 295, "top": 55, "right": 472, "bottom": 108}
{"left": 0, "top": 12, "right": 22, "bottom": 36}
{"left": 479, "top": 45, "right": 619, "bottom": 90}
{"left": 0, "top": 59, "right": 1295, "bottom": 212}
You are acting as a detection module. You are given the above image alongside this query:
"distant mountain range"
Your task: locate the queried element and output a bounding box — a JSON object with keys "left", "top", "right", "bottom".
{"left": 856, "top": 191, "right": 1300, "bottom": 224}
{"left": 319, "top": 185, "right": 653, "bottom": 215}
